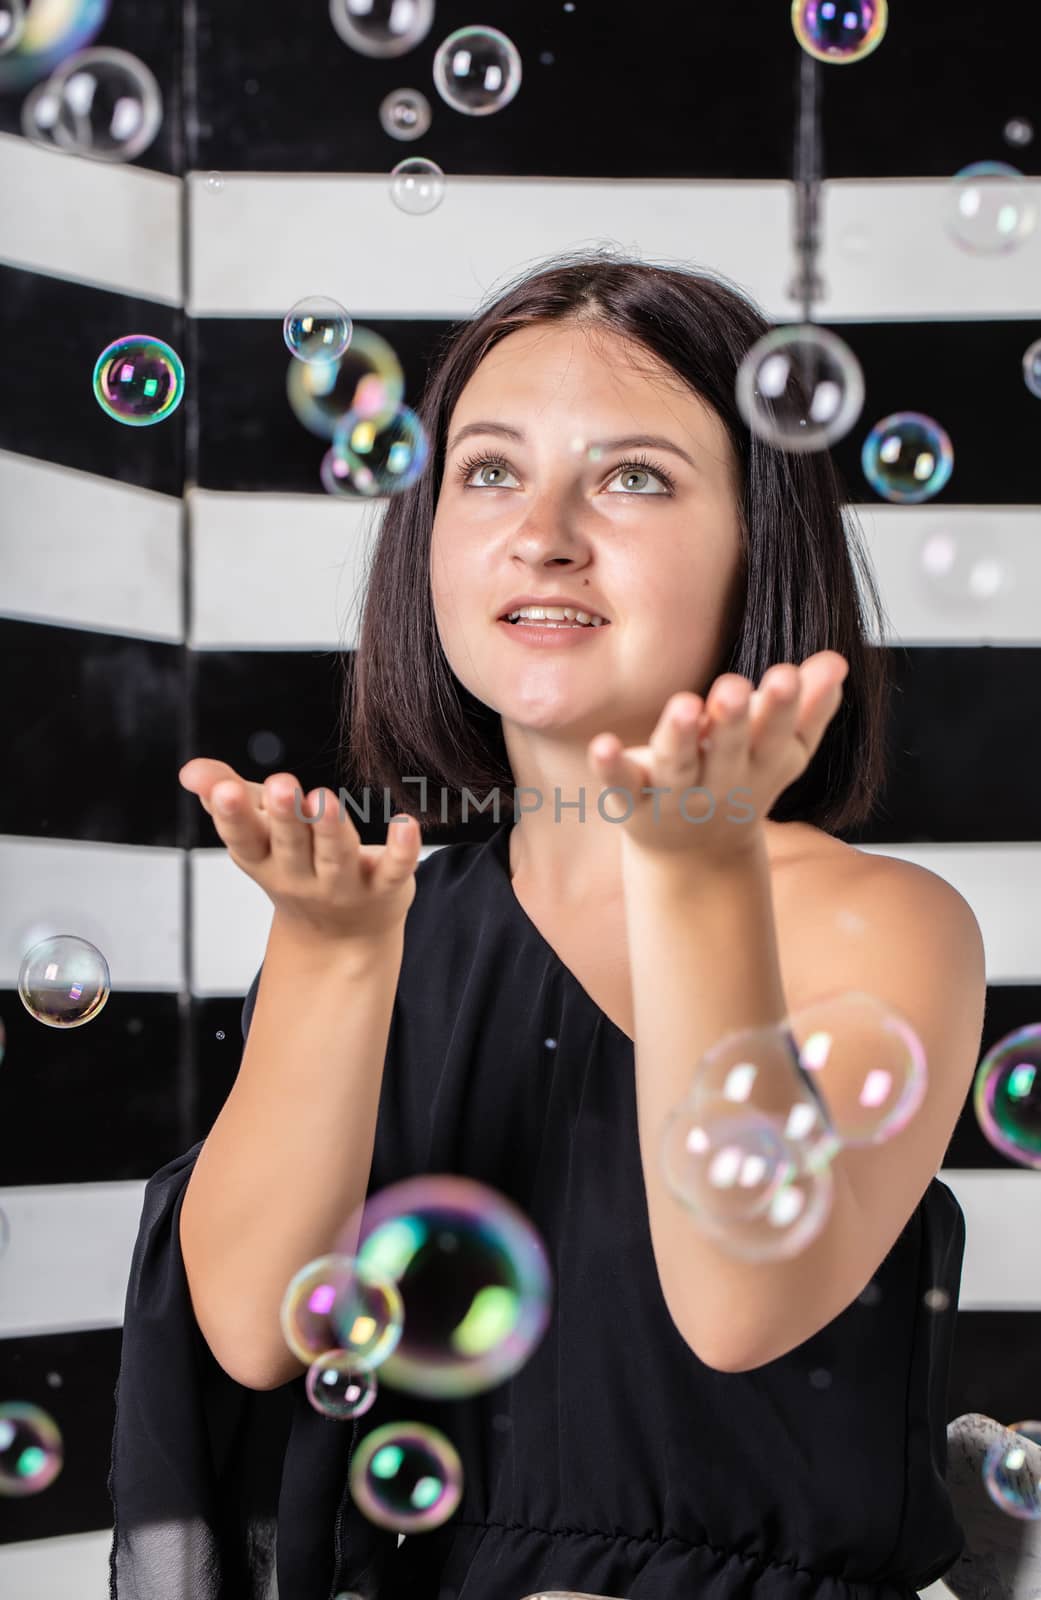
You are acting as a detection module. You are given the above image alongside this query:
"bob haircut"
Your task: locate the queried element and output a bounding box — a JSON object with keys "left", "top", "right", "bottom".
{"left": 340, "top": 246, "right": 892, "bottom": 838}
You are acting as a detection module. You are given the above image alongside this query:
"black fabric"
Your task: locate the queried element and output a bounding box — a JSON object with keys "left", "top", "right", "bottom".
{"left": 109, "top": 817, "right": 967, "bottom": 1600}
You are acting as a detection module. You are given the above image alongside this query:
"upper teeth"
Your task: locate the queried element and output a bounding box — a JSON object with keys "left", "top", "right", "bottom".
{"left": 506, "top": 606, "right": 606, "bottom": 626}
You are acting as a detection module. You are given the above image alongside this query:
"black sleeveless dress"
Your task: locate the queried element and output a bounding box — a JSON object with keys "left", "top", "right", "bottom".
{"left": 108, "top": 818, "right": 967, "bottom": 1600}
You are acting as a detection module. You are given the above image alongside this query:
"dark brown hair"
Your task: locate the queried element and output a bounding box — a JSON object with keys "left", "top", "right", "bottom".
{"left": 339, "top": 246, "right": 891, "bottom": 839}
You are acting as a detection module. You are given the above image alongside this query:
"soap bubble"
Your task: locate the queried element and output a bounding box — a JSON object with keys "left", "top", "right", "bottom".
{"left": 1004, "top": 118, "right": 1034, "bottom": 148}
{"left": 379, "top": 87, "right": 431, "bottom": 141}
{"left": 0, "top": 0, "right": 26, "bottom": 57}
{"left": 1023, "top": 338, "right": 1041, "bottom": 399}
{"left": 861, "top": 411, "right": 953, "bottom": 503}
{"left": 945, "top": 162, "right": 1039, "bottom": 255}
{"left": 19, "top": 76, "right": 64, "bottom": 145}
{"left": 390, "top": 155, "right": 445, "bottom": 214}
{"left": 93, "top": 335, "right": 185, "bottom": 425}
{"left": 321, "top": 446, "right": 379, "bottom": 497}
{"left": 915, "top": 518, "right": 1013, "bottom": 614}
{"left": 204, "top": 169, "right": 224, "bottom": 191}
{"left": 791, "top": 0, "right": 888, "bottom": 63}
{"left": 18, "top": 935, "right": 110, "bottom": 1027}
{"left": 287, "top": 324, "right": 405, "bottom": 441}
{"left": 342, "top": 1173, "right": 553, "bottom": 1399}
{"left": 305, "top": 1353, "right": 378, "bottom": 1420}
{"left": 0, "top": 0, "right": 110, "bottom": 93}
{"left": 973, "top": 1024, "right": 1041, "bottom": 1169}
{"left": 662, "top": 1102, "right": 797, "bottom": 1225}
{"left": 280, "top": 1254, "right": 404, "bottom": 1369}
{"left": 735, "top": 323, "right": 864, "bottom": 452}
{"left": 432, "top": 26, "right": 522, "bottom": 116}
{"left": 788, "top": 991, "right": 927, "bottom": 1145}
{"left": 333, "top": 404, "right": 430, "bottom": 495}
{"left": 45, "top": 46, "right": 162, "bottom": 162}
{"left": 982, "top": 1424, "right": 1041, "bottom": 1520}
{"left": 283, "top": 296, "right": 353, "bottom": 364}
{"left": 349, "top": 1421, "right": 463, "bottom": 1532}
{"left": 329, "top": 0, "right": 433, "bottom": 58}
{"left": 0, "top": 1404, "right": 63, "bottom": 1496}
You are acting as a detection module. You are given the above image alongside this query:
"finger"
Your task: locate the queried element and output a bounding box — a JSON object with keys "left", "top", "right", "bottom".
{"left": 588, "top": 734, "right": 652, "bottom": 817}
{"left": 181, "top": 758, "right": 266, "bottom": 818}
{"left": 373, "top": 813, "right": 423, "bottom": 889}
{"left": 263, "top": 773, "right": 315, "bottom": 879}
{"left": 210, "top": 779, "right": 272, "bottom": 866}
{"left": 745, "top": 665, "right": 803, "bottom": 762}
{"left": 649, "top": 693, "right": 704, "bottom": 775}
{"left": 699, "top": 675, "right": 754, "bottom": 758}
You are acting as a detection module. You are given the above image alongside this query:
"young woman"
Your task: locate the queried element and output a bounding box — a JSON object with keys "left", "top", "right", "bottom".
{"left": 110, "top": 250, "right": 986, "bottom": 1600}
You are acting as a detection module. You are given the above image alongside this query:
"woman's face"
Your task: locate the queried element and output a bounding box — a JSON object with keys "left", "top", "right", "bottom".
{"left": 429, "top": 320, "right": 746, "bottom": 757}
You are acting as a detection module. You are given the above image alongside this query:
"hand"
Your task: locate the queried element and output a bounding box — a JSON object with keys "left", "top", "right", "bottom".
{"left": 585, "top": 651, "right": 849, "bottom": 863}
{"left": 178, "top": 758, "right": 422, "bottom": 945}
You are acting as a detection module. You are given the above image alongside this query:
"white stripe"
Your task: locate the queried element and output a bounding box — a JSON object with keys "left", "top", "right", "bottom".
{"left": 0, "top": 449, "right": 183, "bottom": 642}
{"left": 186, "top": 171, "right": 1041, "bottom": 320}
{"left": 0, "top": 1167, "right": 1029, "bottom": 1339}
{"left": 0, "top": 131, "right": 182, "bottom": 305}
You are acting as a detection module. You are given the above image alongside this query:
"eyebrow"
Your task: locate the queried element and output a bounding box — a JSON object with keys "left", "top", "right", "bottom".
{"left": 445, "top": 421, "right": 700, "bottom": 472}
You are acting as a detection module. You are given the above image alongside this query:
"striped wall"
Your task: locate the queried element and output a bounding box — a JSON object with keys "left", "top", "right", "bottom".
{"left": 1, "top": 1, "right": 1040, "bottom": 1592}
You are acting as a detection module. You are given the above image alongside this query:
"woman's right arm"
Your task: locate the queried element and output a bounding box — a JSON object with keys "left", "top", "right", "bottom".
{"left": 174, "top": 757, "right": 423, "bottom": 1393}
{"left": 179, "top": 912, "right": 405, "bottom": 1392}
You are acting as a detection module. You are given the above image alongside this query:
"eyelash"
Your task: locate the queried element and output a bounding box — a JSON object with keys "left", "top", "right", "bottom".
{"left": 453, "top": 449, "right": 678, "bottom": 495}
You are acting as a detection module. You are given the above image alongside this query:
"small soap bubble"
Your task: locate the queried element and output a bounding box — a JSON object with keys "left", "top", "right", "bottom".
{"left": 0, "top": 1404, "right": 63, "bottom": 1496}
{"left": 18, "top": 936, "right": 110, "bottom": 1027}
{"left": 340, "top": 1173, "right": 553, "bottom": 1399}
{"left": 735, "top": 324, "right": 864, "bottom": 452}
{"left": 861, "top": 411, "right": 953, "bottom": 504}
{"left": 379, "top": 87, "right": 431, "bottom": 141}
{"left": 946, "top": 162, "right": 1039, "bottom": 255}
{"left": 432, "top": 26, "right": 522, "bottom": 116}
{"left": 662, "top": 1102, "right": 796, "bottom": 1225}
{"left": 306, "top": 1352, "right": 378, "bottom": 1420}
{"left": 281, "top": 1254, "right": 404, "bottom": 1369}
{"left": 0, "top": 0, "right": 26, "bottom": 58}
{"left": 390, "top": 155, "right": 444, "bottom": 214}
{"left": 973, "top": 1024, "right": 1041, "bottom": 1168}
{"left": 983, "top": 1426, "right": 1041, "bottom": 1520}
{"left": 287, "top": 324, "right": 405, "bottom": 441}
{"left": 283, "top": 296, "right": 353, "bottom": 364}
{"left": 915, "top": 518, "right": 1013, "bottom": 614}
{"left": 20, "top": 77, "right": 64, "bottom": 146}
{"left": 923, "top": 1287, "right": 950, "bottom": 1313}
{"left": 45, "top": 46, "right": 163, "bottom": 162}
{"left": 93, "top": 334, "right": 185, "bottom": 425}
{"left": 1023, "top": 338, "right": 1041, "bottom": 399}
{"left": 789, "top": 991, "right": 928, "bottom": 1145}
{"left": 1004, "top": 118, "right": 1034, "bottom": 148}
{"left": 333, "top": 404, "right": 430, "bottom": 495}
{"left": 321, "top": 446, "right": 378, "bottom": 497}
{"left": 205, "top": 169, "right": 224, "bottom": 191}
{"left": 791, "top": 0, "right": 888, "bottom": 64}
{"left": 330, "top": 0, "right": 433, "bottom": 57}
{"left": 349, "top": 1421, "right": 463, "bottom": 1532}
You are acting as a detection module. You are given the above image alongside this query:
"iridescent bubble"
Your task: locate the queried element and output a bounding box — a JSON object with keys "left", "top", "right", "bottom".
{"left": 349, "top": 1420, "right": 463, "bottom": 1532}
{"left": 283, "top": 296, "right": 353, "bottom": 364}
{"left": 333, "top": 404, "right": 430, "bottom": 496}
{"left": 0, "top": 1403, "right": 63, "bottom": 1496}
{"left": 0, "top": 0, "right": 26, "bottom": 57}
{"left": 915, "top": 518, "right": 1013, "bottom": 614}
{"left": 0, "top": 0, "right": 110, "bottom": 93}
{"left": 791, "top": 0, "right": 887, "bottom": 63}
{"left": 685, "top": 1155, "right": 836, "bottom": 1262}
{"left": 379, "top": 87, "right": 431, "bottom": 141}
{"left": 341, "top": 1173, "right": 553, "bottom": 1399}
{"left": 329, "top": 0, "right": 433, "bottom": 58}
{"left": 736, "top": 324, "right": 865, "bottom": 452}
{"left": 390, "top": 155, "right": 445, "bottom": 214}
{"left": 93, "top": 335, "right": 185, "bottom": 425}
{"left": 45, "top": 47, "right": 163, "bottom": 162}
{"left": 1004, "top": 118, "right": 1034, "bottom": 148}
{"left": 280, "top": 1254, "right": 404, "bottom": 1369}
{"left": 432, "top": 26, "right": 522, "bottom": 116}
{"left": 973, "top": 1025, "right": 1041, "bottom": 1169}
{"left": 861, "top": 411, "right": 953, "bottom": 504}
{"left": 1023, "top": 337, "right": 1041, "bottom": 399}
{"left": 204, "top": 169, "right": 224, "bottom": 192}
{"left": 305, "top": 1352, "right": 378, "bottom": 1420}
{"left": 661, "top": 1102, "right": 797, "bottom": 1226}
{"left": 945, "top": 162, "right": 1039, "bottom": 255}
{"left": 685, "top": 1018, "right": 840, "bottom": 1177}
{"left": 983, "top": 1424, "right": 1041, "bottom": 1520}
{"left": 18, "top": 935, "right": 110, "bottom": 1027}
{"left": 287, "top": 324, "right": 405, "bottom": 442}
{"left": 788, "top": 991, "right": 928, "bottom": 1145}
{"left": 320, "top": 447, "right": 379, "bottom": 498}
